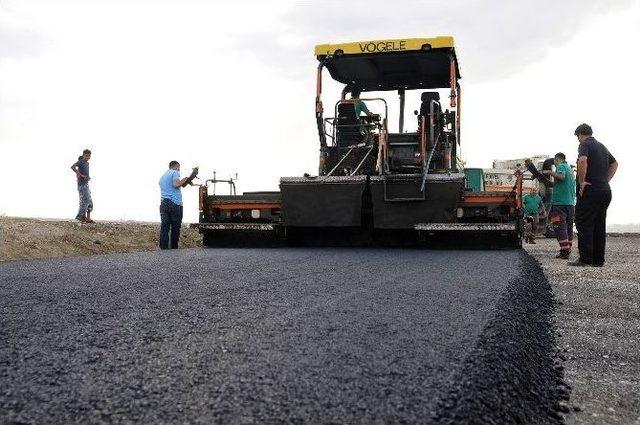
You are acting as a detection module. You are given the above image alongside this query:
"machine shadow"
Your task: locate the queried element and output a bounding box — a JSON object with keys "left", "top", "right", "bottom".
{"left": 202, "top": 228, "right": 521, "bottom": 250}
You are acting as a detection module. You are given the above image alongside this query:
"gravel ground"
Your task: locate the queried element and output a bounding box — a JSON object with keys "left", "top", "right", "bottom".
{"left": 525, "top": 236, "right": 640, "bottom": 424}
{"left": 1, "top": 248, "right": 563, "bottom": 423}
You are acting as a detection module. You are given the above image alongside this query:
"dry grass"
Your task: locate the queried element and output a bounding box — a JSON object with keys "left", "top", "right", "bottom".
{"left": 0, "top": 216, "right": 201, "bottom": 262}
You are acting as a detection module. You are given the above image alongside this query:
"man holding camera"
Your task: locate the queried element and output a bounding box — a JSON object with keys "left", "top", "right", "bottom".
{"left": 158, "top": 161, "right": 198, "bottom": 250}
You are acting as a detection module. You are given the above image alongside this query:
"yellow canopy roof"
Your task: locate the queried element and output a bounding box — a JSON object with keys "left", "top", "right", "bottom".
{"left": 314, "top": 36, "right": 454, "bottom": 57}
{"left": 314, "top": 36, "right": 459, "bottom": 91}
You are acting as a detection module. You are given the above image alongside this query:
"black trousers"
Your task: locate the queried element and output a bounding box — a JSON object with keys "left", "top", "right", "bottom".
{"left": 159, "top": 198, "right": 183, "bottom": 250}
{"left": 575, "top": 189, "right": 611, "bottom": 266}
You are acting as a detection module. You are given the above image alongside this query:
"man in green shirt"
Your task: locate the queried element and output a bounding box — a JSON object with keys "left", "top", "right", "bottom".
{"left": 351, "top": 89, "right": 374, "bottom": 118}
{"left": 543, "top": 152, "right": 576, "bottom": 258}
{"left": 523, "top": 187, "right": 545, "bottom": 243}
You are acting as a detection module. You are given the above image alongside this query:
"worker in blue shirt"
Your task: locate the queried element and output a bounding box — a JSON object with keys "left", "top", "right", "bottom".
{"left": 158, "top": 161, "right": 198, "bottom": 249}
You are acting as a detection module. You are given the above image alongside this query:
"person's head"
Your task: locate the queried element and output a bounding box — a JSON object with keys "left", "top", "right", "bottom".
{"left": 574, "top": 123, "right": 593, "bottom": 142}
{"left": 82, "top": 149, "right": 91, "bottom": 161}
{"left": 530, "top": 187, "right": 538, "bottom": 195}
{"left": 554, "top": 152, "right": 566, "bottom": 164}
{"left": 351, "top": 88, "right": 361, "bottom": 99}
{"left": 169, "top": 160, "right": 180, "bottom": 170}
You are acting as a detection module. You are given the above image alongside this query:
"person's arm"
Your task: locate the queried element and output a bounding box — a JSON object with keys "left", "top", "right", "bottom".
{"left": 607, "top": 151, "right": 618, "bottom": 182}
{"left": 70, "top": 162, "right": 86, "bottom": 178}
{"left": 536, "top": 196, "right": 545, "bottom": 215}
{"left": 576, "top": 156, "right": 590, "bottom": 196}
{"left": 544, "top": 169, "right": 565, "bottom": 180}
{"left": 607, "top": 161, "right": 618, "bottom": 182}
{"left": 168, "top": 170, "right": 189, "bottom": 188}
{"left": 172, "top": 167, "right": 198, "bottom": 188}
{"left": 576, "top": 143, "right": 590, "bottom": 195}
{"left": 359, "top": 100, "right": 374, "bottom": 116}
{"left": 172, "top": 176, "right": 190, "bottom": 188}
{"left": 180, "top": 167, "right": 199, "bottom": 187}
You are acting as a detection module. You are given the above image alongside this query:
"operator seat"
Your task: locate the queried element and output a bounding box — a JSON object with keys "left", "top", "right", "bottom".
{"left": 419, "top": 92, "right": 442, "bottom": 117}
{"left": 336, "top": 101, "right": 363, "bottom": 147}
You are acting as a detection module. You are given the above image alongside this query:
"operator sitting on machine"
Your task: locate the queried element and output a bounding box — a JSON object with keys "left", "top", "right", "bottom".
{"left": 340, "top": 87, "right": 380, "bottom": 146}
{"left": 350, "top": 89, "right": 376, "bottom": 118}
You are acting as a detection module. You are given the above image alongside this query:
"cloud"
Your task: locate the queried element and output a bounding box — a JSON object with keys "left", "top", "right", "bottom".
{"left": 232, "top": 0, "right": 637, "bottom": 82}
{"left": 0, "top": 6, "right": 49, "bottom": 61}
{"left": 0, "top": 27, "right": 46, "bottom": 59}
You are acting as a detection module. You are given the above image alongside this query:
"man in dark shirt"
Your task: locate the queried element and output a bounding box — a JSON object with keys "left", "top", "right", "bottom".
{"left": 70, "top": 149, "right": 94, "bottom": 223}
{"left": 571, "top": 124, "right": 618, "bottom": 267}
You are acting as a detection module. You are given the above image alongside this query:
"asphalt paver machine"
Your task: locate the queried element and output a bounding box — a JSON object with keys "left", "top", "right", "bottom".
{"left": 198, "top": 37, "right": 524, "bottom": 247}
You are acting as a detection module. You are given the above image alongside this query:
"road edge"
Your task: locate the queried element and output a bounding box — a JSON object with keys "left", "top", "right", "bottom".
{"left": 431, "top": 251, "right": 569, "bottom": 424}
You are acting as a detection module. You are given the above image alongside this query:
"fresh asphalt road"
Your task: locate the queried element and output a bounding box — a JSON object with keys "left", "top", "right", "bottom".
{"left": 0, "top": 248, "right": 556, "bottom": 423}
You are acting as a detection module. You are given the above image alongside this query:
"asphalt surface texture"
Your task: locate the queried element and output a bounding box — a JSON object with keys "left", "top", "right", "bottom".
{"left": 526, "top": 236, "right": 640, "bottom": 424}
{"left": 1, "top": 248, "right": 564, "bottom": 424}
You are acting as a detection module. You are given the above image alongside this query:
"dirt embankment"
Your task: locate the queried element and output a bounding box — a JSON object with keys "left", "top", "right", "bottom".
{"left": 0, "top": 217, "right": 201, "bottom": 262}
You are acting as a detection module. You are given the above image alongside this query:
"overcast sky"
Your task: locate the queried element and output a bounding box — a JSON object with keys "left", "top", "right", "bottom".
{"left": 1, "top": 0, "right": 638, "bottom": 224}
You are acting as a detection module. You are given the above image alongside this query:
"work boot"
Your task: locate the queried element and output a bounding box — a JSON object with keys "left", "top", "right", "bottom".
{"left": 555, "top": 250, "right": 570, "bottom": 259}
{"left": 568, "top": 259, "right": 591, "bottom": 267}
